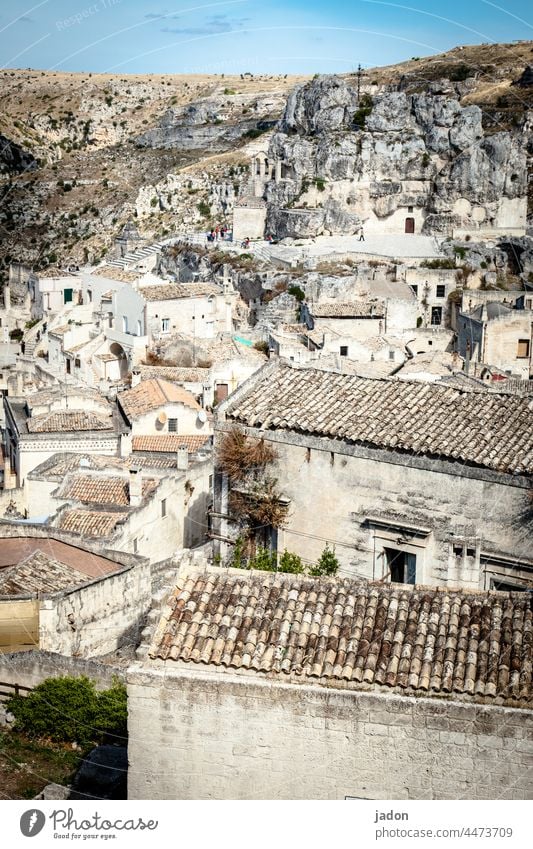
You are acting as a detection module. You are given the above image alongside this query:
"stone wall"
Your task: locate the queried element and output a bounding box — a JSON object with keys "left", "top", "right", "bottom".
{"left": 232, "top": 206, "right": 267, "bottom": 242}
{"left": 216, "top": 425, "right": 532, "bottom": 588}
{"left": 127, "top": 666, "right": 533, "bottom": 800}
{"left": 0, "top": 650, "right": 125, "bottom": 694}
{"left": 39, "top": 560, "right": 151, "bottom": 657}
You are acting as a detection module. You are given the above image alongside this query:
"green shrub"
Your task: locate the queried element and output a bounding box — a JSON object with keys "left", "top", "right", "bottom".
{"left": 6, "top": 676, "right": 127, "bottom": 746}
{"left": 353, "top": 94, "right": 373, "bottom": 129}
{"left": 231, "top": 536, "right": 246, "bottom": 569}
{"left": 249, "top": 547, "right": 277, "bottom": 572}
{"left": 453, "top": 245, "right": 467, "bottom": 260}
{"left": 310, "top": 545, "right": 339, "bottom": 577}
{"left": 288, "top": 284, "right": 305, "bottom": 303}
{"left": 450, "top": 64, "right": 474, "bottom": 82}
{"left": 253, "top": 340, "right": 269, "bottom": 355}
{"left": 314, "top": 177, "right": 326, "bottom": 191}
{"left": 197, "top": 200, "right": 210, "bottom": 218}
{"left": 278, "top": 550, "right": 304, "bottom": 574}
{"left": 421, "top": 152, "right": 430, "bottom": 168}
{"left": 223, "top": 88, "right": 236, "bottom": 95}
{"left": 243, "top": 127, "right": 267, "bottom": 140}
{"left": 420, "top": 258, "right": 456, "bottom": 269}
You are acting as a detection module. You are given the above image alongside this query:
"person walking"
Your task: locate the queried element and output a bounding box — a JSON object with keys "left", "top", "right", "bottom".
{"left": 358, "top": 225, "right": 365, "bottom": 242}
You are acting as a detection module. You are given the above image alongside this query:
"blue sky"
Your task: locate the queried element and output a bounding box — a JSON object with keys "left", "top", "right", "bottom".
{"left": 1, "top": 0, "right": 532, "bottom": 74}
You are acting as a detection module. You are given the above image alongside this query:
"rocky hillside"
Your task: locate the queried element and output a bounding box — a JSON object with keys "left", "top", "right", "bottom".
{"left": 0, "top": 70, "right": 306, "bottom": 281}
{"left": 265, "top": 75, "right": 528, "bottom": 238}
{"left": 0, "top": 42, "right": 531, "bottom": 280}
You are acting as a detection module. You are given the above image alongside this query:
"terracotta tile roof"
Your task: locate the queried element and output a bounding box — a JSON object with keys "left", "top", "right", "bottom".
{"left": 27, "top": 411, "right": 114, "bottom": 433}
{"left": 140, "top": 282, "right": 220, "bottom": 301}
{"left": 30, "top": 453, "right": 125, "bottom": 479}
{"left": 310, "top": 300, "right": 385, "bottom": 318}
{"left": 138, "top": 365, "right": 210, "bottom": 383}
{"left": 118, "top": 378, "right": 200, "bottom": 420}
{"left": 48, "top": 324, "right": 70, "bottom": 337}
{"left": 92, "top": 266, "right": 140, "bottom": 282}
{"left": 132, "top": 434, "right": 211, "bottom": 453}
{"left": 224, "top": 362, "right": 533, "bottom": 475}
{"left": 57, "top": 474, "right": 159, "bottom": 507}
{"left": 57, "top": 509, "right": 128, "bottom": 538}
{"left": 149, "top": 571, "right": 532, "bottom": 704}
{"left": 0, "top": 551, "right": 90, "bottom": 595}
{"left": 0, "top": 536, "right": 124, "bottom": 580}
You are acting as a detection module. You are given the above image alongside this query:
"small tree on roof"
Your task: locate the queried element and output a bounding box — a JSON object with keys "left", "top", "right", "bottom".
{"left": 310, "top": 544, "right": 339, "bottom": 577}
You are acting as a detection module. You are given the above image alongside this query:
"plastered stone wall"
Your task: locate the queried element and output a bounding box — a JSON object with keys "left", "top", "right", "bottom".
{"left": 483, "top": 313, "right": 533, "bottom": 380}
{"left": 127, "top": 667, "right": 533, "bottom": 800}
{"left": 39, "top": 560, "right": 151, "bottom": 657}
{"left": 0, "top": 650, "right": 125, "bottom": 692}
{"left": 217, "top": 426, "right": 531, "bottom": 587}
{"left": 232, "top": 206, "right": 267, "bottom": 241}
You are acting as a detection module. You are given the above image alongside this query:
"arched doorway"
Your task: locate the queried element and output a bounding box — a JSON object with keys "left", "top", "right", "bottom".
{"left": 109, "top": 342, "right": 129, "bottom": 380}
{"left": 405, "top": 217, "right": 415, "bottom": 234}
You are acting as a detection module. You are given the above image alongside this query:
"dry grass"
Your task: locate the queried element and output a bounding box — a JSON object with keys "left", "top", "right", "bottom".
{"left": 217, "top": 427, "right": 277, "bottom": 482}
{"left": 230, "top": 479, "right": 289, "bottom": 530}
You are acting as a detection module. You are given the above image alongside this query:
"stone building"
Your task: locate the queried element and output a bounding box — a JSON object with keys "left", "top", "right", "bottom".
{"left": 0, "top": 525, "right": 149, "bottom": 656}
{"left": 2, "top": 386, "right": 124, "bottom": 489}
{"left": 457, "top": 302, "right": 533, "bottom": 379}
{"left": 117, "top": 377, "right": 212, "bottom": 438}
{"left": 214, "top": 360, "right": 533, "bottom": 590}
{"left": 140, "top": 281, "right": 235, "bottom": 340}
{"left": 127, "top": 567, "right": 533, "bottom": 800}
{"left": 27, "top": 448, "right": 212, "bottom": 560}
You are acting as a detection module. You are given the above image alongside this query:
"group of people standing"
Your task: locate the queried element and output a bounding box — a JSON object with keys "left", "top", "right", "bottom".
{"left": 207, "top": 224, "right": 230, "bottom": 242}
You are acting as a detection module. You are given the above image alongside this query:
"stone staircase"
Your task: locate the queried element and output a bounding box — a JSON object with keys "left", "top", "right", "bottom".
{"left": 105, "top": 241, "right": 166, "bottom": 270}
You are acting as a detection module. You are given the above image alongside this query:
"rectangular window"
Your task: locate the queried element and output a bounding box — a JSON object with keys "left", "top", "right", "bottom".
{"left": 74, "top": 358, "right": 81, "bottom": 368}
{"left": 389, "top": 350, "right": 395, "bottom": 361}
{"left": 133, "top": 538, "right": 138, "bottom": 554}
{"left": 517, "top": 339, "right": 530, "bottom": 358}
{"left": 411, "top": 285, "right": 418, "bottom": 296}
{"left": 168, "top": 418, "right": 178, "bottom": 432}
{"left": 161, "top": 318, "right": 170, "bottom": 333}
{"left": 386, "top": 548, "right": 416, "bottom": 585}
{"left": 436, "top": 284, "right": 446, "bottom": 298}
{"left": 161, "top": 498, "right": 167, "bottom": 518}
{"left": 431, "top": 306, "right": 442, "bottom": 325}
{"left": 63, "top": 288, "right": 73, "bottom": 304}
{"left": 122, "top": 315, "right": 128, "bottom": 333}
{"left": 340, "top": 345, "right": 348, "bottom": 357}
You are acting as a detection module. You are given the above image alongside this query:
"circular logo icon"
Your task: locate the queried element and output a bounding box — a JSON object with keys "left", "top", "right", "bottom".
{"left": 20, "top": 810, "right": 46, "bottom": 838}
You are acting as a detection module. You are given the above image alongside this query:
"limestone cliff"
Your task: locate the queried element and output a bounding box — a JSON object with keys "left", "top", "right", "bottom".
{"left": 264, "top": 76, "right": 528, "bottom": 238}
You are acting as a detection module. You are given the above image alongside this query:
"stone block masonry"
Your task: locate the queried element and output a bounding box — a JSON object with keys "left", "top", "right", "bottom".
{"left": 127, "top": 667, "right": 533, "bottom": 800}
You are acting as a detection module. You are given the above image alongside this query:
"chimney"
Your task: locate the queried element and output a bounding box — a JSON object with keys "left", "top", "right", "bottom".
{"left": 4, "top": 283, "right": 11, "bottom": 312}
{"left": 129, "top": 467, "right": 143, "bottom": 507}
{"left": 131, "top": 369, "right": 141, "bottom": 387}
{"left": 177, "top": 447, "right": 189, "bottom": 470}
{"left": 120, "top": 432, "right": 132, "bottom": 457}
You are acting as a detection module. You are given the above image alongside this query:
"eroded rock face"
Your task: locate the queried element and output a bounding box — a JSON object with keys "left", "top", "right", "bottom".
{"left": 263, "top": 74, "right": 527, "bottom": 237}
{"left": 281, "top": 76, "right": 358, "bottom": 135}
{"left": 0, "top": 134, "right": 37, "bottom": 174}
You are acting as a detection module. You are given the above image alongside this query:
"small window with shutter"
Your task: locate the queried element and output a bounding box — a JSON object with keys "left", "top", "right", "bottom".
{"left": 517, "top": 339, "right": 530, "bottom": 358}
